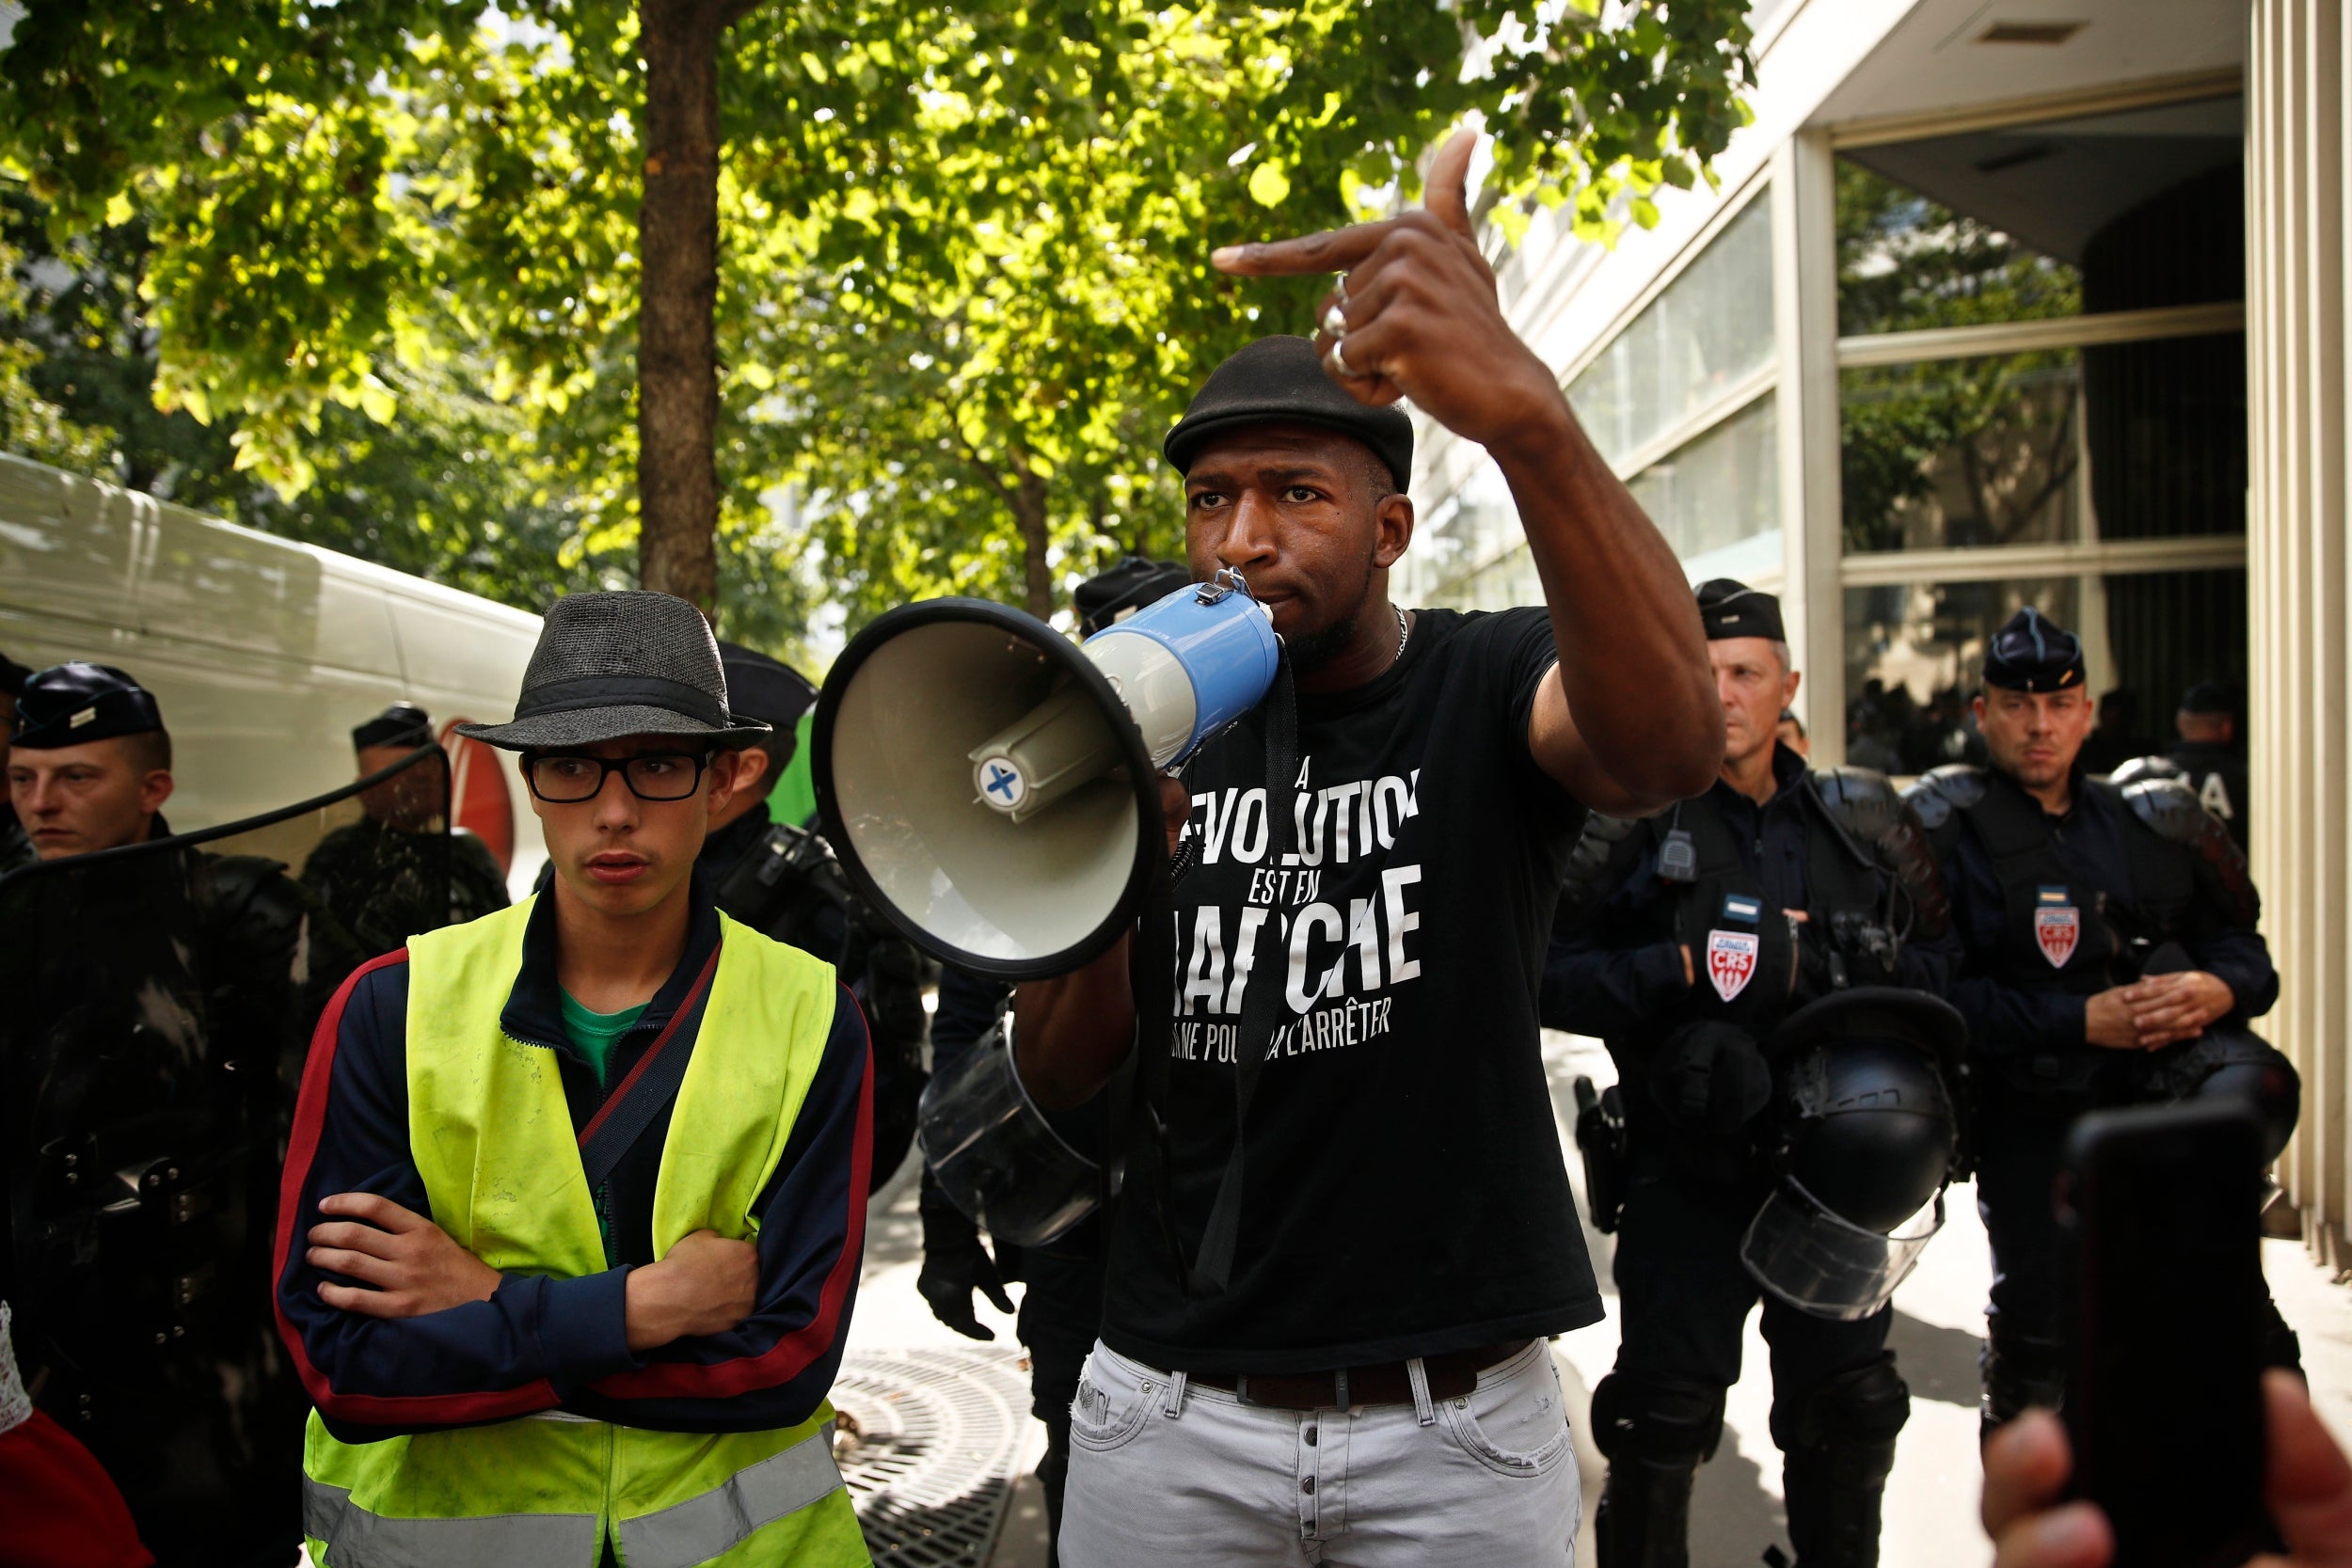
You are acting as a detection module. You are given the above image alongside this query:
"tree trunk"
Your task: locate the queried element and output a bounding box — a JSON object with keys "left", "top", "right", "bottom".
{"left": 1014, "top": 467, "right": 1052, "bottom": 620}
{"left": 635, "top": 0, "right": 727, "bottom": 611}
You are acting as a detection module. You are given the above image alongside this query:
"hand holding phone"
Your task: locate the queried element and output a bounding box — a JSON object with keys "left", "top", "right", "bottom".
{"left": 1982, "top": 1374, "right": 2352, "bottom": 1568}
{"left": 2058, "top": 1101, "right": 2269, "bottom": 1568}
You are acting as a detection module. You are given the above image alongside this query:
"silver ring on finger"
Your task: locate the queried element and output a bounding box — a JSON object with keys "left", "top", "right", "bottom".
{"left": 1325, "top": 338, "right": 1356, "bottom": 379}
{"left": 1321, "top": 302, "right": 1348, "bottom": 338}
{"left": 1333, "top": 271, "right": 1350, "bottom": 306}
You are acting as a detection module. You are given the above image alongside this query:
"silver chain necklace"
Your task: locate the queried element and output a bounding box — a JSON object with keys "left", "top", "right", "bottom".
{"left": 1393, "top": 604, "right": 1410, "bottom": 663}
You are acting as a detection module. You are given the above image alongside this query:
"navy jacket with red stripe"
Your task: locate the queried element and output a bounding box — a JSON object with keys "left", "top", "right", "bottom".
{"left": 273, "top": 879, "right": 872, "bottom": 1443}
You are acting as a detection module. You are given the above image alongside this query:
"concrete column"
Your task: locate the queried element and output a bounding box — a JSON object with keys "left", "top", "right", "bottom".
{"left": 1773, "top": 130, "right": 1844, "bottom": 764}
{"left": 2249, "top": 0, "right": 2351, "bottom": 1266}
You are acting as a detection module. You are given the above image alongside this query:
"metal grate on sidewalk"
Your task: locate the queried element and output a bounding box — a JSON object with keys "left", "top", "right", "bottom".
{"left": 834, "top": 1344, "right": 1035, "bottom": 1567}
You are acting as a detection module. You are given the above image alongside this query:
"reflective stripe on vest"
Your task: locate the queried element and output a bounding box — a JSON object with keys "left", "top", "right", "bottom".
{"left": 302, "top": 898, "right": 866, "bottom": 1567}
{"left": 619, "top": 1428, "right": 846, "bottom": 1568}
{"left": 304, "top": 1480, "right": 599, "bottom": 1568}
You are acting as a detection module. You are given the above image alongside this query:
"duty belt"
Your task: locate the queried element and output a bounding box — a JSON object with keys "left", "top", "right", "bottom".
{"left": 1194, "top": 1339, "right": 1533, "bottom": 1411}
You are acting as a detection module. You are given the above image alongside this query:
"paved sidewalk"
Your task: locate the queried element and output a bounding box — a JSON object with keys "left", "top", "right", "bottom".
{"left": 849, "top": 1029, "right": 2352, "bottom": 1568}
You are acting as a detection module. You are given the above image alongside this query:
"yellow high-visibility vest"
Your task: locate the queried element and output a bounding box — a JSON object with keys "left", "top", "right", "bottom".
{"left": 301, "top": 898, "right": 870, "bottom": 1568}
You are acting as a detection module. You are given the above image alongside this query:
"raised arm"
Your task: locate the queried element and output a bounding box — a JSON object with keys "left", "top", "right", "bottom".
{"left": 1213, "top": 130, "right": 1721, "bottom": 814}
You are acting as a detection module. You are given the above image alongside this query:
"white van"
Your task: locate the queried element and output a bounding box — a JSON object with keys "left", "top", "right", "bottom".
{"left": 0, "top": 453, "right": 548, "bottom": 892}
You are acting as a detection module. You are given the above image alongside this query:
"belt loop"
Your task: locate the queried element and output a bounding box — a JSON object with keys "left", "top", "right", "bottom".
{"left": 1334, "top": 1368, "right": 1350, "bottom": 1414}
{"left": 1406, "top": 1357, "right": 1436, "bottom": 1427}
{"left": 1163, "top": 1370, "right": 1190, "bottom": 1418}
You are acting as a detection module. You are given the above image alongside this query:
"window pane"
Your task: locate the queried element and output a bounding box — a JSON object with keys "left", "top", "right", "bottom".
{"left": 1566, "top": 192, "right": 1776, "bottom": 469}
{"left": 1843, "top": 578, "right": 2078, "bottom": 773}
{"left": 1841, "top": 352, "right": 2081, "bottom": 553}
{"left": 2085, "top": 331, "right": 2246, "bottom": 541}
{"left": 1628, "top": 393, "right": 1780, "bottom": 566}
{"left": 1836, "top": 163, "right": 2081, "bottom": 338}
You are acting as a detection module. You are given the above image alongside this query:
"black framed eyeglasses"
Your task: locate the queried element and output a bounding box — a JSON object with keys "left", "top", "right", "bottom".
{"left": 523, "top": 752, "right": 710, "bottom": 803}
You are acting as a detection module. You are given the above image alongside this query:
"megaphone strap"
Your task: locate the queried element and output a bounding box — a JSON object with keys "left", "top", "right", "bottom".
{"left": 1120, "top": 651, "right": 1298, "bottom": 1301}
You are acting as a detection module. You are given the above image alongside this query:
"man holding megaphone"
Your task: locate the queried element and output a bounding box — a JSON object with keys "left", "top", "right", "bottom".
{"left": 1004, "top": 130, "right": 1724, "bottom": 1566}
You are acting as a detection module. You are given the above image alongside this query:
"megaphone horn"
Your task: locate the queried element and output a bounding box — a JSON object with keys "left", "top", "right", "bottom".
{"left": 813, "top": 569, "right": 1279, "bottom": 979}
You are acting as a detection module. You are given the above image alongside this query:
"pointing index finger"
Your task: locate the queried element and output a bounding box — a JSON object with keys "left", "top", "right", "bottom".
{"left": 1213, "top": 218, "right": 1394, "bottom": 277}
{"left": 1423, "top": 128, "right": 1478, "bottom": 241}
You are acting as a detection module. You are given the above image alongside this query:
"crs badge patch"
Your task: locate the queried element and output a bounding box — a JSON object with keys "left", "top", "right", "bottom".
{"left": 2033, "top": 885, "right": 2080, "bottom": 969}
{"left": 1706, "top": 893, "right": 1764, "bottom": 1002}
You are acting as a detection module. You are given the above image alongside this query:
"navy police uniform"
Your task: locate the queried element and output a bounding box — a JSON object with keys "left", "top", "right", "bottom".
{"left": 2, "top": 663, "right": 360, "bottom": 1567}
{"left": 1547, "top": 583, "right": 1959, "bottom": 1568}
{"left": 1905, "top": 610, "right": 2298, "bottom": 1428}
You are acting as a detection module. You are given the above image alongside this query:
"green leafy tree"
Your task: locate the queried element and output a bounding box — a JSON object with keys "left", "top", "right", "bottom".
{"left": 0, "top": 0, "right": 1756, "bottom": 630}
{"left": 1836, "top": 162, "right": 2084, "bottom": 554}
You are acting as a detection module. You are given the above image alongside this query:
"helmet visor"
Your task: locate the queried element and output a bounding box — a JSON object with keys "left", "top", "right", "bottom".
{"left": 1741, "top": 1178, "right": 1945, "bottom": 1322}
{"left": 918, "top": 1022, "right": 1100, "bottom": 1247}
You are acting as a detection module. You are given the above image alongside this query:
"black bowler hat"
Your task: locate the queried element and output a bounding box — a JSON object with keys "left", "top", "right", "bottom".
{"left": 1162, "top": 336, "right": 1414, "bottom": 489}
{"left": 1075, "top": 557, "right": 1192, "bottom": 638}
{"left": 1696, "top": 578, "right": 1787, "bottom": 643}
{"left": 1982, "top": 607, "right": 2086, "bottom": 693}
{"left": 12, "top": 662, "right": 167, "bottom": 751}
{"left": 353, "top": 703, "right": 434, "bottom": 752}
{"left": 716, "top": 641, "right": 819, "bottom": 735}
{"left": 457, "top": 592, "right": 771, "bottom": 752}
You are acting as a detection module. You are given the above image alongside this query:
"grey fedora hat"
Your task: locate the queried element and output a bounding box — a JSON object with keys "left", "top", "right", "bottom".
{"left": 456, "top": 591, "right": 772, "bottom": 752}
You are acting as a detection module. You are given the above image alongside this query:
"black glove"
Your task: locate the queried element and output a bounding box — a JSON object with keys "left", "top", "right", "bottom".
{"left": 1646, "top": 1019, "right": 1774, "bottom": 1136}
{"left": 918, "top": 1188, "right": 1016, "bottom": 1339}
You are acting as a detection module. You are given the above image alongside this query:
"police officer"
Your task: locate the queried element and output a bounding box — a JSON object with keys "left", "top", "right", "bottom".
{"left": 2169, "top": 683, "right": 2249, "bottom": 847}
{"left": 300, "top": 703, "right": 511, "bottom": 953}
{"left": 698, "top": 640, "right": 930, "bottom": 1185}
{"left": 1547, "top": 580, "right": 1959, "bottom": 1568}
{"left": 914, "top": 558, "right": 1184, "bottom": 1567}
{"left": 1903, "top": 609, "right": 2298, "bottom": 1431}
{"left": 2, "top": 663, "right": 350, "bottom": 1566}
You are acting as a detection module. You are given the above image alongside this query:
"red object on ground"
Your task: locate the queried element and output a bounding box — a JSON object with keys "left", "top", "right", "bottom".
{"left": 0, "top": 1408, "right": 153, "bottom": 1568}
{"left": 438, "top": 720, "right": 516, "bottom": 874}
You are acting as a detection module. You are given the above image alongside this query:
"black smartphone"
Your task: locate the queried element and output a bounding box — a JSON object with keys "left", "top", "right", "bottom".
{"left": 2059, "top": 1099, "right": 2269, "bottom": 1568}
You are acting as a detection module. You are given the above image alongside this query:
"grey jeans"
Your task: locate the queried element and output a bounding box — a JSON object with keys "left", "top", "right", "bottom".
{"left": 1057, "top": 1338, "right": 1581, "bottom": 1567}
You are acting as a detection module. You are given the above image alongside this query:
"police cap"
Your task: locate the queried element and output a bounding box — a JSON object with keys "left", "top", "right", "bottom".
{"left": 353, "top": 703, "right": 433, "bottom": 751}
{"left": 1696, "top": 578, "right": 1786, "bottom": 644}
{"left": 1163, "top": 335, "right": 1414, "bottom": 491}
{"left": 1075, "top": 558, "right": 1192, "bottom": 638}
{"left": 1982, "top": 607, "right": 2086, "bottom": 694}
{"left": 12, "top": 662, "right": 167, "bottom": 751}
{"left": 716, "top": 641, "right": 819, "bottom": 735}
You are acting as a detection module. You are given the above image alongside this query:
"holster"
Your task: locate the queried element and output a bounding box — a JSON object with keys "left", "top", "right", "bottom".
{"left": 1574, "top": 1075, "right": 1630, "bottom": 1234}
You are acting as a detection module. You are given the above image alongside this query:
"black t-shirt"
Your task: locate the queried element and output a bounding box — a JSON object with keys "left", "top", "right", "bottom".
{"left": 1101, "top": 606, "right": 1604, "bottom": 1373}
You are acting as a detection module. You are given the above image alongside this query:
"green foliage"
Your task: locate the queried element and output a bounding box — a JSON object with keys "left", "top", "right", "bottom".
{"left": 1836, "top": 163, "right": 2084, "bottom": 555}
{"left": 0, "top": 0, "right": 1756, "bottom": 642}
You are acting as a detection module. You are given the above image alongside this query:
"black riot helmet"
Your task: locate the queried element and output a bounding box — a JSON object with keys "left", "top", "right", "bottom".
{"left": 2156, "top": 1028, "right": 2302, "bottom": 1165}
{"left": 1742, "top": 989, "right": 1967, "bottom": 1321}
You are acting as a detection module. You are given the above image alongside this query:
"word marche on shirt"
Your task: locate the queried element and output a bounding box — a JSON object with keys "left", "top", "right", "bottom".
{"left": 1168, "top": 758, "right": 1424, "bottom": 1067}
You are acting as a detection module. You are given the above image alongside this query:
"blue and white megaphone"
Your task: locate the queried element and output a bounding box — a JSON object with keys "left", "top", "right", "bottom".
{"left": 812, "top": 568, "right": 1279, "bottom": 978}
